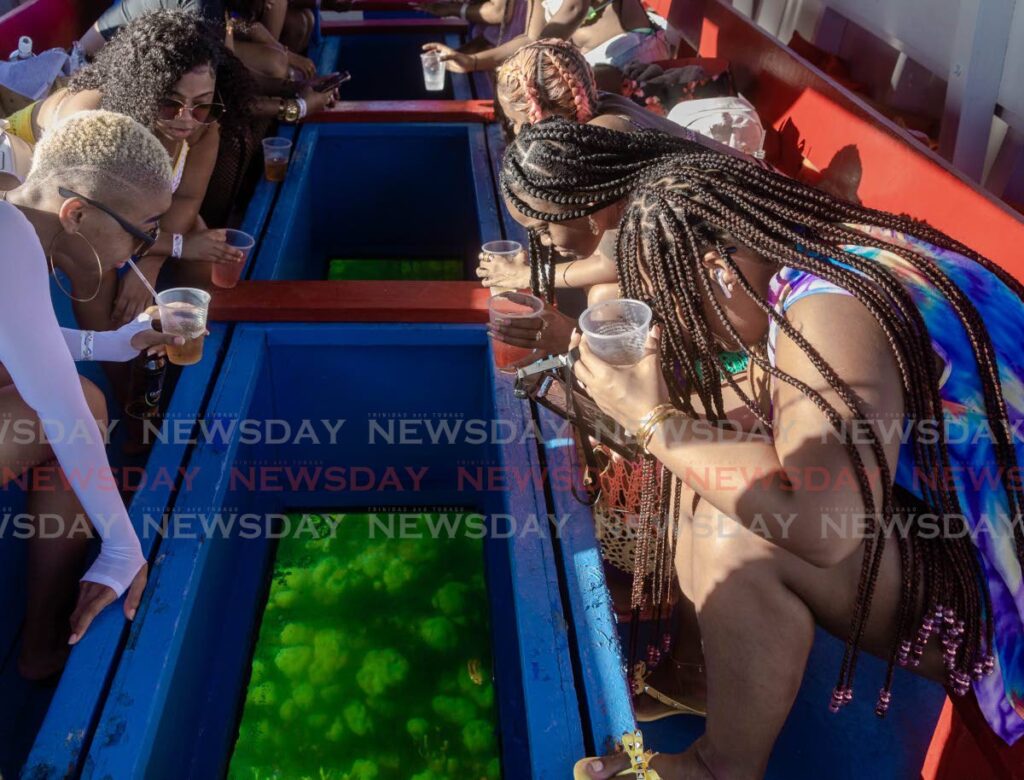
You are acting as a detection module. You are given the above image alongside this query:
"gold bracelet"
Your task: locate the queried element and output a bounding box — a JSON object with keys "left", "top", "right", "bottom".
{"left": 633, "top": 403, "right": 676, "bottom": 450}
{"left": 638, "top": 408, "right": 684, "bottom": 455}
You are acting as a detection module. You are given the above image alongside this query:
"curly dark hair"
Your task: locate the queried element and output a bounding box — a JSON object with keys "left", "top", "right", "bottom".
{"left": 69, "top": 10, "right": 253, "bottom": 143}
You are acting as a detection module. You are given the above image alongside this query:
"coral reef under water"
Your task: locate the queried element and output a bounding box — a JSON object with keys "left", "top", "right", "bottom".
{"left": 229, "top": 513, "right": 500, "bottom": 780}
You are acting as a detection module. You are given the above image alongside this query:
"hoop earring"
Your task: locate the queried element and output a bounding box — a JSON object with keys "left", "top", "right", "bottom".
{"left": 48, "top": 230, "right": 104, "bottom": 303}
{"left": 714, "top": 267, "right": 734, "bottom": 299}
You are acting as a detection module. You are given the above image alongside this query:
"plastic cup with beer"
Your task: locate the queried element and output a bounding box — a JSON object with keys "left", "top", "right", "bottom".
{"left": 262, "top": 136, "right": 292, "bottom": 181}
{"left": 488, "top": 291, "right": 544, "bottom": 372}
{"left": 579, "top": 298, "right": 652, "bottom": 366}
{"left": 421, "top": 50, "right": 445, "bottom": 91}
{"left": 211, "top": 229, "right": 255, "bottom": 288}
{"left": 481, "top": 240, "right": 524, "bottom": 296}
{"left": 156, "top": 287, "right": 211, "bottom": 366}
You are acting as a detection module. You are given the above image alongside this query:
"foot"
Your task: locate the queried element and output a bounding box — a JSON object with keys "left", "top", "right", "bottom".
{"left": 580, "top": 746, "right": 713, "bottom": 779}
{"left": 634, "top": 658, "right": 707, "bottom": 720}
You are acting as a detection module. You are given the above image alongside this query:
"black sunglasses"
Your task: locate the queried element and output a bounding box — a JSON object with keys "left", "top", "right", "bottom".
{"left": 58, "top": 186, "right": 160, "bottom": 258}
{"left": 156, "top": 97, "right": 226, "bottom": 124}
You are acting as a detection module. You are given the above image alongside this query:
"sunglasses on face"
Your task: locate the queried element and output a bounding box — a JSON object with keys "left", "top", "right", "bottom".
{"left": 58, "top": 186, "right": 160, "bottom": 259}
{"left": 156, "top": 97, "right": 226, "bottom": 124}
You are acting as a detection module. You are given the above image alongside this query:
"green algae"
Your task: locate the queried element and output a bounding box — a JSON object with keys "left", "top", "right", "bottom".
{"left": 228, "top": 513, "right": 500, "bottom": 780}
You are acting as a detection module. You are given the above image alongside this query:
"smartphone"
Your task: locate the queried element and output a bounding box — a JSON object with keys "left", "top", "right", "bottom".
{"left": 309, "top": 71, "right": 351, "bottom": 93}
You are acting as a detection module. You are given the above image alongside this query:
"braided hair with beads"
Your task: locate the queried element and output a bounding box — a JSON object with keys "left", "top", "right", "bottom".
{"left": 500, "top": 118, "right": 1021, "bottom": 716}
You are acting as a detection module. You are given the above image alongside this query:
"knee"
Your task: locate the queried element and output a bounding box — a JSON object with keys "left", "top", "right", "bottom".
{"left": 79, "top": 377, "right": 108, "bottom": 427}
{"left": 685, "top": 513, "right": 784, "bottom": 607}
{"left": 587, "top": 282, "right": 621, "bottom": 307}
{"left": 263, "top": 46, "right": 290, "bottom": 81}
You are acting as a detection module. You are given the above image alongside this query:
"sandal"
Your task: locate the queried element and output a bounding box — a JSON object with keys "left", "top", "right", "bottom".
{"left": 632, "top": 662, "right": 706, "bottom": 721}
{"left": 573, "top": 730, "right": 662, "bottom": 779}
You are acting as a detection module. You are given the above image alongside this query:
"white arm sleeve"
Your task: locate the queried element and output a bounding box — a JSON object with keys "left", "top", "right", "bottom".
{"left": 60, "top": 314, "right": 156, "bottom": 362}
{"left": 0, "top": 203, "right": 144, "bottom": 597}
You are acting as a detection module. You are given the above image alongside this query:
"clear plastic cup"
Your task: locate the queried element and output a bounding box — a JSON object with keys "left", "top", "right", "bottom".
{"left": 421, "top": 51, "right": 445, "bottom": 92}
{"left": 211, "top": 229, "right": 255, "bottom": 288}
{"left": 579, "top": 298, "right": 652, "bottom": 366}
{"left": 481, "top": 240, "right": 523, "bottom": 297}
{"left": 488, "top": 291, "right": 544, "bottom": 372}
{"left": 262, "top": 137, "right": 292, "bottom": 181}
{"left": 156, "top": 287, "right": 211, "bottom": 366}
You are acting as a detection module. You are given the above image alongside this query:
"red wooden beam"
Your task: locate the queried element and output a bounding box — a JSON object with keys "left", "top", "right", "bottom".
{"left": 209, "top": 281, "right": 490, "bottom": 323}
{"left": 691, "top": 0, "right": 1024, "bottom": 275}
{"left": 321, "top": 17, "right": 468, "bottom": 34}
{"left": 309, "top": 99, "right": 494, "bottom": 123}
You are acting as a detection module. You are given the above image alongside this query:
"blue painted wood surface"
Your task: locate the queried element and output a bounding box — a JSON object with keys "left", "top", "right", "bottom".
{"left": 250, "top": 123, "right": 503, "bottom": 281}
{"left": 19, "top": 327, "right": 229, "bottom": 780}
{"left": 535, "top": 407, "right": 636, "bottom": 756}
{"left": 76, "top": 325, "right": 588, "bottom": 778}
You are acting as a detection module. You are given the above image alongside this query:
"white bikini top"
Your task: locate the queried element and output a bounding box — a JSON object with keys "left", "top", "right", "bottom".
{"left": 170, "top": 140, "right": 189, "bottom": 193}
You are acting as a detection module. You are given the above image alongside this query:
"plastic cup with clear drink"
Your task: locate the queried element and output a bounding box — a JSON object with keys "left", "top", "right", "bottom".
{"left": 262, "top": 137, "right": 292, "bottom": 181}
{"left": 488, "top": 291, "right": 544, "bottom": 372}
{"left": 156, "top": 287, "right": 211, "bottom": 366}
{"left": 211, "top": 229, "right": 255, "bottom": 288}
{"left": 579, "top": 298, "right": 652, "bottom": 366}
{"left": 421, "top": 51, "right": 445, "bottom": 91}
{"left": 481, "top": 240, "right": 524, "bottom": 296}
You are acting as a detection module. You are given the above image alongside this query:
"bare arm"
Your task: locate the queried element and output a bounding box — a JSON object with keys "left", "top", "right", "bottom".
{"left": 439, "top": 0, "right": 588, "bottom": 70}
{"left": 574, "top": 293, "right": 905, "bottom": 569}
{"left": 142, "top": 125, "right": 221, "bottom": 262}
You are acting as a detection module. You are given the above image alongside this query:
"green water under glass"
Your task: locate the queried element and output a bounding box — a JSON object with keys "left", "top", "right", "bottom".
{"left": 229, "top": 513, "right": 501, "bottom": 780}
{"left": 327, "top": 259, "right": 463, "bottom": 281}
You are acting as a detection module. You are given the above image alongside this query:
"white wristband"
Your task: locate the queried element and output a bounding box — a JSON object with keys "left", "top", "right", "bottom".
{"left": 296, "top": 96, "right": 308, "bottom": 120}
{"left": 81, "top": 330, "right": 95, "bottom": 361}
{"left": 459, "top": 1, "right": 469, "bottom": 19}
{"left": 171, "top": 233, "right": 184, "bottom": 259}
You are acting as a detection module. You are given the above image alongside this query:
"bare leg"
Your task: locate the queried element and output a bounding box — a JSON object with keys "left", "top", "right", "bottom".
{"left": 261, "top": 0, "right": 290, "bottom": 41}
{"left": 0, "top": 377, "right": 108, "bottom": 680}
{"left": 234, "top": 40, "right": 290, "bottom": 81}
{"left": 584, "top": 488, "right": 946, "bottom": 779}
{"left": 280, "top": 8, "right": 314, "bottom": 52}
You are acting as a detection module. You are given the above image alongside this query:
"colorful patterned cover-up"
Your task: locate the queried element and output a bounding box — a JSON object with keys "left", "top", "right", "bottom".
{"left": 765, "top": 223, "right": 1024, "bottom": 745}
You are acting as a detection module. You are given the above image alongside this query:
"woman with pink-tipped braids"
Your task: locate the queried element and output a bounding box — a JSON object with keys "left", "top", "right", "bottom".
{"left": 479, "top": 39, "right": 746, "bottom": 302}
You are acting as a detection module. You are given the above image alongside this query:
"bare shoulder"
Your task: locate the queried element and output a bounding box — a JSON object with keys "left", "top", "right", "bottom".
{"left": 587, "top": 113, "right": 634, "bottom": 133}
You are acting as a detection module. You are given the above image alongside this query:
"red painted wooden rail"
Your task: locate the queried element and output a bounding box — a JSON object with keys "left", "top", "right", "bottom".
{"left": 691, "top": 0, "right": 1024, "bottom": 279}
{"left": 309, "top": 99, "right": 495, "bottom": 123}
{"left": 208, "top": 281, "right": 490, "bottom": 323}
{"left": 321, "top": 17, "right": 468, "bottom": 34}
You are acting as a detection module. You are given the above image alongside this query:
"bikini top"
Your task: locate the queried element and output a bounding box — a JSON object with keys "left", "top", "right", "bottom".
{"left": 170, "top": 140, "right": 189, "bottom": 194}
{"left": 542, "top": 0, "right": 616, "bottom": 24}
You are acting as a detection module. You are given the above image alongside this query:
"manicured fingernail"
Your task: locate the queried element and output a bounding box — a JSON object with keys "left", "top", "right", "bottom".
{"left": 128, "top": 608, "right": 137, "bottom": 620}
{"left": 68, "top": 634, "right": 78, "bottom": 645}
{"left": 175, "top": 336, "right": 185, "bottom": 345}
{"left": 590, "top": 760, "right": 603, "bottom": 771}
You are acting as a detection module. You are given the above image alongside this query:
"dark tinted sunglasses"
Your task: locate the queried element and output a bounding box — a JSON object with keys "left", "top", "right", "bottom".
{"left": 156, "top": 97, "right": 226, "bottom": 124}
{"left": 58, "top": 186, "right": 160, "bottom": 258}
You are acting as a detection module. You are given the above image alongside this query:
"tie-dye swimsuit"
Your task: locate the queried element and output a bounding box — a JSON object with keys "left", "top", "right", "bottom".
{"left": 766, "top": 223, "right": 1024, "bottom": 745}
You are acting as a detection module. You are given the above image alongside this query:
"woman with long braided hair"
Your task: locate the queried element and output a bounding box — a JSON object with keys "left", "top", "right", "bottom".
{"left": 500, "top": 119, "right": 1024, "bottom": 778}
{"left": 481, "top": 40, "right": 751, "bottom": 304}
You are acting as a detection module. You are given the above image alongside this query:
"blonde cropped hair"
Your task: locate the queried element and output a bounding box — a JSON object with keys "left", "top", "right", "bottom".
{"left": 29, "top": 110, "right": 172, "bottom": 206}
